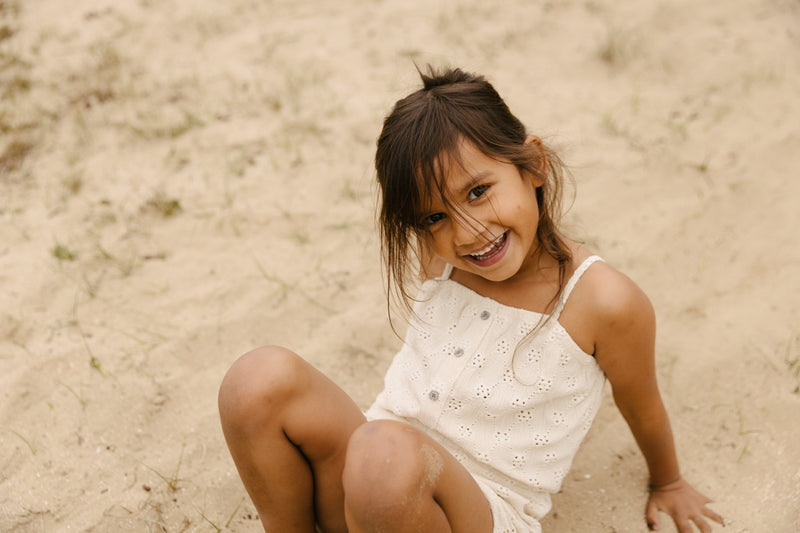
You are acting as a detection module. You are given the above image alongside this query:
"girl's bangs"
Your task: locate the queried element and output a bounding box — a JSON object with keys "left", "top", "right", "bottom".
{"left": 410, "top": 129, "right": 467, "bottom": 228}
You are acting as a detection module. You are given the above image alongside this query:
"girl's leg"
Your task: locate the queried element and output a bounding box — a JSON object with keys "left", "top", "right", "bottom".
{"left": 342, "top": 419, "right": 494, "bottom": 533}
{"left": 218, "top": 345, "right": 366, "bottom": 533}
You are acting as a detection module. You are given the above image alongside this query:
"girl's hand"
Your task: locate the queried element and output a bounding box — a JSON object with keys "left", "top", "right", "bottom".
{"left": 646, "top": 477, "right": 724, "bottom": 532}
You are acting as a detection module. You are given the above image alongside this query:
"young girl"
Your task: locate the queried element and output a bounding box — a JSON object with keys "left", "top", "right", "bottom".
{"left": 218, "top": 66, "right": 724, "bottom": 533}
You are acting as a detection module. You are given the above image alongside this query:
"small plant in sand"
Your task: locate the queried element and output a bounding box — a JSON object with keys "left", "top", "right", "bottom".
{"left": 142, "top": 443, "right": 187, "bottom": 493}
{"left": 129, "top": 110, "right": 204, "bottom": 140}
{"left": 142, "top": 189, "right": 183, "bottom": 218}
{"left": 253, "top": 255, "right": 333, "bottom": 312}
{"left": 94, "top": 241, "right": 138, "bottom": 277}
{"left": 9, "top": 429, "right": 36, "bottom": 455}
{"left": 195, "top": 498, "right": 245, "bottom": 532}
{"left": 51, "top": 242, "right": 78, "bottom": 261}
{"left": 58, "top": 380, "right": 88, "bottom": 408}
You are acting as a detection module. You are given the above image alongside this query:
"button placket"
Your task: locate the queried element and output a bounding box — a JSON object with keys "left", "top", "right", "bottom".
{"left": 427, "top": 300, "right": 497, "bottom": 425}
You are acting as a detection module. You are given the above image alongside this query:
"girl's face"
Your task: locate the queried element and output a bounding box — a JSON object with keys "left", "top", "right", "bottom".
{"left": 419, "top": 139, "right": 543, "bottom": 283}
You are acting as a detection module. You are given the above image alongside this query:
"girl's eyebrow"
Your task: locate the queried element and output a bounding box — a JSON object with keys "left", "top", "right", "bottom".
{"left": 456, "top": 171, "right": 491, "bottom": 196}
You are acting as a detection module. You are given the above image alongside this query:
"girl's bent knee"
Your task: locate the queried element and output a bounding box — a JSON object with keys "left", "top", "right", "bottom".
{"left": 218, "top": 346, "right": 308, "bottom": 431}
{"left": 343, "top": 421, "right": 439, "bottom": 511}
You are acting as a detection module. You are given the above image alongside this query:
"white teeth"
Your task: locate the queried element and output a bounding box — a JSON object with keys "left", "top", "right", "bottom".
{"left": 474, "top": 242, "right": 495, "bottom": 256}
{"left": 470, "top": 234, "right": 504, "bottom": 258}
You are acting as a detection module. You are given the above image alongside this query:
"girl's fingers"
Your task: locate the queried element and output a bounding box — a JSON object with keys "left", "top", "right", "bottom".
{"left": 683, "top": 506, "right": 724, "bottom": 533}
{"left": 690, "top": 515, "right": 712, "bottom": 533}
{"left": 675, "top": 517, "right": 695, "bottom": 533}
{"left": 645, "top": 501, "right": 661, "bottom": 531}
{"left": 647, "top": 491, "right": 723, "bottom": 532}
{"left": 702, "top": 506, "right": 725, "bottom": 526}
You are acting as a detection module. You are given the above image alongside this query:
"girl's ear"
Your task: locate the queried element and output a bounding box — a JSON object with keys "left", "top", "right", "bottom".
{"left": 523, "top": 135, "right": 547, "bottom": 187}
{"left": 524, "top": 134, "right": 543, "bottom": 148}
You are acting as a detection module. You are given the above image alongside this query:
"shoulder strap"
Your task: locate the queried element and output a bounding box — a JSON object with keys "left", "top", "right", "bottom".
{"left": 435, "top": 263, "right": 454, "bottom": 281}
{"left": 550, "top": 255, "right": 603, "bottom": 320}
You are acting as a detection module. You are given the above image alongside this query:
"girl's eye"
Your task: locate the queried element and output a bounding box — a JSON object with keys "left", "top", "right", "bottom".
{"left": 468, "top": 185, "right": 489, "bottom": 201}
{"left": 423, "top": 212, "right": 446, "bottom": 226}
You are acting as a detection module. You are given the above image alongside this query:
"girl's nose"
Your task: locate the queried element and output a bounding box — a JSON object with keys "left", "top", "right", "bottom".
{"left": 451, "top": 217, "right": 479, "bottom": 247}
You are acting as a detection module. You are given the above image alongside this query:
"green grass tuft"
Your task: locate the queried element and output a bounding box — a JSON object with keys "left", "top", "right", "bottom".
{"left": 51, "top": 243, "right": 77, "bottom": 261}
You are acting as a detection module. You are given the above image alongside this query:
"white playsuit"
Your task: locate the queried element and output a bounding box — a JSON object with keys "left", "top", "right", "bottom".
{"left": 366, "top": 256, "right": 606, "bottom": 532}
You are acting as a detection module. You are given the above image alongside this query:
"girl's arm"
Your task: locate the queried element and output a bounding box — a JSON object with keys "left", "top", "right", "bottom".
{"left": 591, "top": 270, "right": 724, "bottom": 532}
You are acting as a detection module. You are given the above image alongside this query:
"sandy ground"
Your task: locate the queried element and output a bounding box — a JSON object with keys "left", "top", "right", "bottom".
{"left": 1, "top": 0, "right": 799, "bottom": 531}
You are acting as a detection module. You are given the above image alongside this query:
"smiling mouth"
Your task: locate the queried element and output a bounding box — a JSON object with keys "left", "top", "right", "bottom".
{"left": 468, "top": 232, "right": 507, "bottom": 261}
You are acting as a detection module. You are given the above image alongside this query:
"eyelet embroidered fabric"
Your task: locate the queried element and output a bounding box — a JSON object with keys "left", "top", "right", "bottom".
{"left": 366, "top": 256, "right": 606, "bottom": 532}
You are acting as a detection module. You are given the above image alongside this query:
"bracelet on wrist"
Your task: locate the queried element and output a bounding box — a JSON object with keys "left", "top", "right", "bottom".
{"left": 648, "top": 475, "right": 682, "bottom": 491}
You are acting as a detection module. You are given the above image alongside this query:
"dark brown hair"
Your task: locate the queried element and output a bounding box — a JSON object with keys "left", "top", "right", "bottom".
{"left": 375, "top": 66, "right": 572, "bottom": 314}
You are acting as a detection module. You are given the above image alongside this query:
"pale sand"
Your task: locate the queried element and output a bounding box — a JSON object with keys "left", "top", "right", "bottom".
{"left": 1, "top": 1, "right": 798, "bottom": 531}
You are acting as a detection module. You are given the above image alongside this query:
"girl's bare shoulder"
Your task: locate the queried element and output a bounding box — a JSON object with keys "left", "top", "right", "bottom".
{"left": 569, "top": 250, "right": 652, "bottom": 321}
{"left": 562, "top": 247, "right": 655, "bottom": 355}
